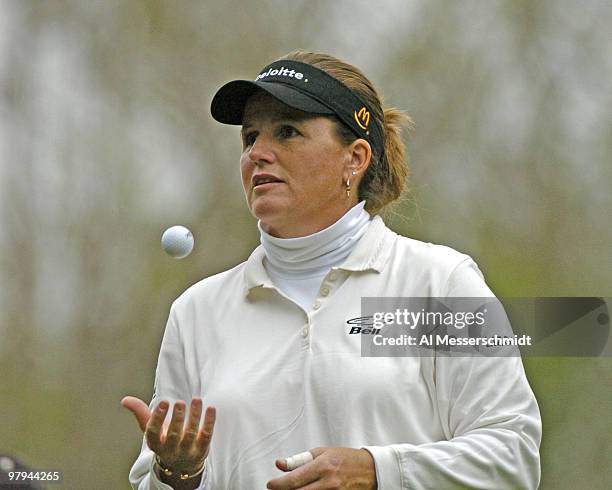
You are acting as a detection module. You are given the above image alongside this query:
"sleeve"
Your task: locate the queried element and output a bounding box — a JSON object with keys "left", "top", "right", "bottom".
{"left": 364, "top": 259, "right": 542, "bottom": 489}
{"left": 128, "top": 304, "right": 213, "bottom": 489}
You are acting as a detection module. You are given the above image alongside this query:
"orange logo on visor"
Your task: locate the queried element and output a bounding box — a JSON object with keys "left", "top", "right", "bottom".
{"left": 354, "top": 106, "right": 370, "bottom": 130}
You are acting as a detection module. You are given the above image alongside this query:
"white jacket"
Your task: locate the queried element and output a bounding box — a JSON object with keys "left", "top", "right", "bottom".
{"left": 129, "top": 216, "right": 541, "bottom": 489}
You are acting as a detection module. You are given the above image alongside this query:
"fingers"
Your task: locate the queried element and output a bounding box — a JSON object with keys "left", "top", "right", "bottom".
{"left": 163, "top": 401, "right": 186, "bottom": 450}
{"left": 197, "top": 406, "right": 216, "bottom": 456}
{"left": 121, "top": 396, "right": 152, "bottom": 433}
{"left": 145, "top": 400, "right": 169, "bottom": 451}
{"left": 277, "top": 451, "right": 313, "bottom": 471}
{"left": 275, "top": 459, "right": 289, "bottom": 472}
{"left": 179, "top": 398, "right": 202, "bottom": 450}
{"left": 267, "top": 448, "right": 331, "bottom": 490}
{"left": 266, "top": 461, "right": 319, "bottom": 490}
{"left": 140, "top": 397, "right": 216, "bottom": 469}
{"left": 275, "top": 447, "right": 324, "bottom": 472}
{"left": 268, "top": 448, "right": 377, "bottom": 490}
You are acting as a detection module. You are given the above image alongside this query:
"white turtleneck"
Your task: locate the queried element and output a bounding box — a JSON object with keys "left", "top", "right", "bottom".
{"left": 259, "top": 201, "right": 372, "bottom": 312}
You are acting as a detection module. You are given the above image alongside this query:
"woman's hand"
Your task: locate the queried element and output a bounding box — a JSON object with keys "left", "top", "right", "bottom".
{"left": 121, "top": 396, "right": 216, "bottom": 475}
{"left": 266, "top": 447, "right": 377, "bottom": 490}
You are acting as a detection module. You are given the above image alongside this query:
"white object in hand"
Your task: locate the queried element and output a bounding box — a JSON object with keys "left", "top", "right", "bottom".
{"left": 284, "top": 451, "right": 313, "bottom": 470}
{"left": 161, "top": 225, "right": 194, "bottom": 259}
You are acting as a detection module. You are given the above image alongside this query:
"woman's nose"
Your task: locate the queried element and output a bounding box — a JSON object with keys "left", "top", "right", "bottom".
{"left": 248, "top": 135, "right": 275, "bottom": 164}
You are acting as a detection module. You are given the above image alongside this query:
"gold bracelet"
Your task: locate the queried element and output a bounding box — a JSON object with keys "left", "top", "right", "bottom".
{"left": 155, "top": 454, "right": 206, "bottom": 480}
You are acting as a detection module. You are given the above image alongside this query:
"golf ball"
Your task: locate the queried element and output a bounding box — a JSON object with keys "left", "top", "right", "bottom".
{"left": 161, "top": 225, "right": 194, "bottom": 259}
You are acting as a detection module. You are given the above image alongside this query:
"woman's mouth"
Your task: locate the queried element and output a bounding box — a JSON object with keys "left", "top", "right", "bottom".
{"left": 252, "top": 174, "right": 284, "bottom": 189}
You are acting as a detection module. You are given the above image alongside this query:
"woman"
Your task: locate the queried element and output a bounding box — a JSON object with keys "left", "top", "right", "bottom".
{"left": 122, "top": 50, "right": 541, "bottom": 489}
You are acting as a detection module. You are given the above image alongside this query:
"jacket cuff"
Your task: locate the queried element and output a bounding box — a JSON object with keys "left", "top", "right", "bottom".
{"left": 362, "top": 446, "right": 401, "bottom": 490}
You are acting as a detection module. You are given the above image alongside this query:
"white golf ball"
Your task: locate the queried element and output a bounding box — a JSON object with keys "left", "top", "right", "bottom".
{"left": 161, "top": 225, "right": 194, "bottom": 259}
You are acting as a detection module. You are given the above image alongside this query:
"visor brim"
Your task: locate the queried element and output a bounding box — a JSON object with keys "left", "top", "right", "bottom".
{"left": 210, "top": 80, "right": 334, "bottom": 125}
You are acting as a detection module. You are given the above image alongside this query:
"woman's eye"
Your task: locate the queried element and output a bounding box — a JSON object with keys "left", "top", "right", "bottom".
{"left": 278, "top": 125, "right": 299, "bottom": 139}
{"left": 243, "top": 132, "right": 257, "bottom": 147}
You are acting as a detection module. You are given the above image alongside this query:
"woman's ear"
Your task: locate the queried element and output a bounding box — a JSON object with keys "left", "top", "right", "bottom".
{"left": 349, "top": 138, "right": 372, "bottom": 175}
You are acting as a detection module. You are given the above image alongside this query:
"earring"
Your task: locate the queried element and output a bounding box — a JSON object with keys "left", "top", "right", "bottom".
{"left": 346, "top": 171, "right": 357, "bottom": 198}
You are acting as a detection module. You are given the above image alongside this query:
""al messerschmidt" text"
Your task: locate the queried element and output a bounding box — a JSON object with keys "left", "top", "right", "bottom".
{"left": 372, "top": 334, "right": 532, "bottom": 347}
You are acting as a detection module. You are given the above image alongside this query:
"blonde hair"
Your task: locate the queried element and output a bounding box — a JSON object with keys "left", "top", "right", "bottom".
{"left": 280, "top": 50, "right": 413, "bottom": 214}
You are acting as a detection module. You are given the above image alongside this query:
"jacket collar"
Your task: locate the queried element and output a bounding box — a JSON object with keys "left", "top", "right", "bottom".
{"left": 242, "top": 215, "right": 395, "bottom": 296}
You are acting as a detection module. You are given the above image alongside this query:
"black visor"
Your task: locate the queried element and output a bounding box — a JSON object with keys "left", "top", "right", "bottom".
{"left": 210, "top": 59, "right": 384, "bottom": 159}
